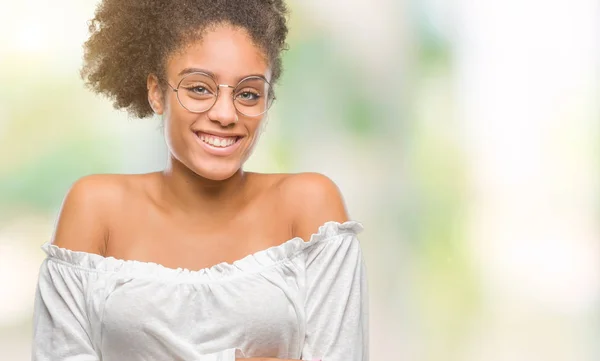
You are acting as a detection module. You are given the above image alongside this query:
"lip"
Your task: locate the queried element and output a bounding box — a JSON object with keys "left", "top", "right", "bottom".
{"left": 194, "top": 131, "right": 243, "bottom": 157}
{"left": 195, "top": 130, "right": 245, "bottom": 138}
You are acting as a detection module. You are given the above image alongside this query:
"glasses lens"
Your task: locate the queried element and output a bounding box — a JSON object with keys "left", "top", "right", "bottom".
{"left": 233, "top": 77, "right": 273, "bottom": 117}
{"left": 176, "top": 73, "right": 217, "bottom": 113}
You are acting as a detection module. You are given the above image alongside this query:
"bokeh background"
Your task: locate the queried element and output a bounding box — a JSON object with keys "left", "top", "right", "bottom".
{"left": 1, "top": 0, "right": 599, "bottom": 360}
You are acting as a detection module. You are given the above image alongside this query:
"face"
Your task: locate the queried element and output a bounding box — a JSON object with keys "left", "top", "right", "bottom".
{"left": 148, "top": 24, "right": 272, "bottom": 181}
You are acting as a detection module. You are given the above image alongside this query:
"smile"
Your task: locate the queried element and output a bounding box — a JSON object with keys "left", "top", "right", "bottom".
{"left": 197, "top": 132, "right": 240, "bottom": 148}
{"left": 194, "top": 131, "right": 243, "bottom": 156}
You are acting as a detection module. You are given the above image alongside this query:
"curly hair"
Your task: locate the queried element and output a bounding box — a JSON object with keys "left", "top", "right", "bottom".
{"left": 80, "top": 0, "right": 289, "bottom": 118}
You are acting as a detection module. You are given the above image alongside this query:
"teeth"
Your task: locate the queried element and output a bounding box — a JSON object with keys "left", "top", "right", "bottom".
{"left": 199, "top": 133, "right": 237, "bottom": 148}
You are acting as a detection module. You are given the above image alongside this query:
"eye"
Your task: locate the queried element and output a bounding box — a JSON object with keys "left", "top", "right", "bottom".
{"left": 185, "top": 86, "right": 211, "bottom": 95}
{"left": 236, "top": 90, "right": 261, "bottom": 101}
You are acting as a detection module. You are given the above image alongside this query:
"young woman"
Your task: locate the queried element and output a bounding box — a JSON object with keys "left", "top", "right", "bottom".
{"left": 32, "top": 1, "right": 368, "bottom": 360}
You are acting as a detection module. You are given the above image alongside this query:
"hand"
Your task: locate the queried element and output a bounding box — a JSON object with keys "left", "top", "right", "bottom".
{"left": 238, "top": 358, "right": 302, "bottom": 361}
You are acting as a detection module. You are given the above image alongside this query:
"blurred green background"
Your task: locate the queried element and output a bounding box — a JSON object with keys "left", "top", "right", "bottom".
{"left": 1, "top": 0, "right": 599, "bottom": 360}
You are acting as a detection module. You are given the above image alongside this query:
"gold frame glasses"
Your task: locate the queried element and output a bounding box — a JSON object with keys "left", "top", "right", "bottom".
{"left": 165, "top": 71, "right": 275, "bottom": 117}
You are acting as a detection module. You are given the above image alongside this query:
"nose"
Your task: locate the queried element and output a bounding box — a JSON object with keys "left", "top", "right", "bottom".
{"left": 206, "top": 85, "right": 237, "bottom": 127}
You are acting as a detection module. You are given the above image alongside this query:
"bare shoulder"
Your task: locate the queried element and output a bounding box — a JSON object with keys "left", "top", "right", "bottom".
{"left": 51, "top": 173, "right": 139, "bottom": 254}
{"left": 276, "top": 172, "right": 349, "bottom": 240}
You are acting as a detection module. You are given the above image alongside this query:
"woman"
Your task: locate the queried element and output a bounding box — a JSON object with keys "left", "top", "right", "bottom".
{"left": 32, "top": 1, "right": 368, "bottom": 360}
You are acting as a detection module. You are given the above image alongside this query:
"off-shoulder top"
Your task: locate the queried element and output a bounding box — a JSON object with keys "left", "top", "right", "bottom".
{"left": 32, "top": 221, "right": 369, "bottom": 361}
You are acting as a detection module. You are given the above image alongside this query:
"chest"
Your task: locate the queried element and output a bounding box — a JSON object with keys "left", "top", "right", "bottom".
{"left": 104, "top": 199, "right": 294, "bottom": 271}
{"left": 96, "top": 267, "right": 305, "bottom": 360}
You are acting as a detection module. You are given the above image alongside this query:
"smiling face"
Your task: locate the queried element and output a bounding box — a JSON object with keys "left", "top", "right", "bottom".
{"left": 148, "top": 24, "right": 272, "bottom": 181}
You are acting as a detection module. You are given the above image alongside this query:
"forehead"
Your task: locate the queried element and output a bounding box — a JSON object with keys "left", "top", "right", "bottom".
{"left": 166, "top": 25, "right": 270, "bottom": 83}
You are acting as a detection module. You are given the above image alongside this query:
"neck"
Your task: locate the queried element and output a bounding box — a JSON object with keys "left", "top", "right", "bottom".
{"left": 159, "top": 157, "right": 250, "bottom": 217}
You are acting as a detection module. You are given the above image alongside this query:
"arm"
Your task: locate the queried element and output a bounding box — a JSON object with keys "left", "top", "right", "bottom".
{"left": 34, "top": 259, "right": 99, "bottom": 360}
{"left": 300, "top": 228, "right": 368, "bottom": 361}
{"left": 51, "top": 175, "right": 116, "bottom": 253}
{"left": 33, "top": 176, "right": 113, "bottom": 360}
{"left": 286, "top": 173, "right": 369, "bottom": 361}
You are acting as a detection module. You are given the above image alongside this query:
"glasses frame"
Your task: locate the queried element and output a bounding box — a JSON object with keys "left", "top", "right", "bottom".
{"left": 165, "top": 71, "right": 275, "bottom": 117}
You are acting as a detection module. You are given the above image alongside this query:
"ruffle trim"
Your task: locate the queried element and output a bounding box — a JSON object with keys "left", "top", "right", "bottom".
{"left": 42, "top": 221, "right": 363, "bottom": 282}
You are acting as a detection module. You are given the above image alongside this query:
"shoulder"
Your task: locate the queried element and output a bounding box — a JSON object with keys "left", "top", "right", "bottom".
{"left": 63, "top": 173, "right": 131, "bottom": 202}
{"left": 51, "top": 173, "right": 143, "bottom": 254}
{"left": 276, "top": 172, "right": 349, "bottom": 240}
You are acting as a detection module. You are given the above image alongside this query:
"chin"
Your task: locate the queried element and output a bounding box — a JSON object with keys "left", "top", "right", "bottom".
{"left": 190, "top": 160, "right": 242, "bottom": 181}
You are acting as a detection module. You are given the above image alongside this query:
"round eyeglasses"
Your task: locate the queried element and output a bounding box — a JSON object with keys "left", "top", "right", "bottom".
{"left": 166, "top": 72, "right": 275, "bottom": 117}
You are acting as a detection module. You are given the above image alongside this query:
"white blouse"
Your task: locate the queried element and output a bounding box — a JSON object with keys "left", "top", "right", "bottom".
{"left": 32, "top": 221, "right": 369, "bottom": 361}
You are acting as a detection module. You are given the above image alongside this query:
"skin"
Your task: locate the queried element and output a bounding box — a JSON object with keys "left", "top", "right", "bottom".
{"left": 53, "top": 24, "right": 348, "bottom": 360}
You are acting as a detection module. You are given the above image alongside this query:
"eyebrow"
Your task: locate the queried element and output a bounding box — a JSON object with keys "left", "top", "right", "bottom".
{"left": 177, "top": 67, "right": 269, "bottom": 83}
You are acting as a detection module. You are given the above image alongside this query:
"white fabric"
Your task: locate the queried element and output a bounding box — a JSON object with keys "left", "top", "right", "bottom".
{"left": 32, "top": 221, "right": 369, "bottom": 361}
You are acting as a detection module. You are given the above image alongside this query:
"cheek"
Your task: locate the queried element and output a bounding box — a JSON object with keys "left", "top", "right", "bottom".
{"left": 241, "top": 119, "right": 267, "bottom": 156}
{"left": 163, "top": 111, "right": 195, "bottom": 151}
{"left": 165, "top": 93, "right": 197, "bottom": 128}
{"left": 245, "top": 118, "right": 264, "bottom": 141}
{"left": 163, "top": 93, "right": 181, "bottom": 118}
{"left": 254, "top": 117, "right": 269, "bottom": 140}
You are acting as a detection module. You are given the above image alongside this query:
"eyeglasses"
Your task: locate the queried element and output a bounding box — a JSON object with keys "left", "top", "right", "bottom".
{"left": 165, "top": 72, "right": 275, "bottom": 117}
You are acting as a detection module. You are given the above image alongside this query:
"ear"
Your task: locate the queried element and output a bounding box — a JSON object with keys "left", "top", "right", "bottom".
{"left": 147, "top": 74, "right": 165, "bottom": 115}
